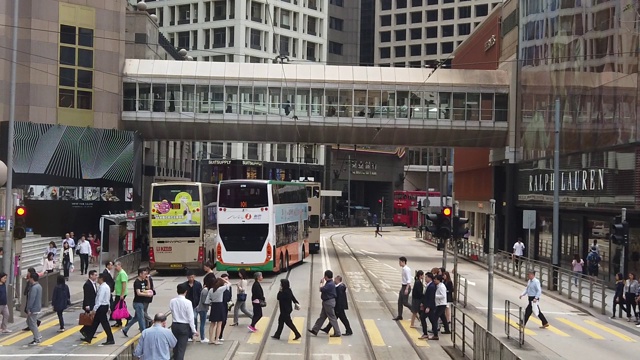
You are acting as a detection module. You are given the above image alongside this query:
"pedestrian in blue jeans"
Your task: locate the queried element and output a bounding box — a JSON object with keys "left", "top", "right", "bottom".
{"left": 122, "top": 269, "right": 153, "bottom": 337}
{"left": 195, "top": 276, "right": 214, "bottom": 342}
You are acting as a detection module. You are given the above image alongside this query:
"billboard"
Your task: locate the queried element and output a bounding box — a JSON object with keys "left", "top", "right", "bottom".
{"left": 151, "top": 191, "right": 201, "bottom": 227}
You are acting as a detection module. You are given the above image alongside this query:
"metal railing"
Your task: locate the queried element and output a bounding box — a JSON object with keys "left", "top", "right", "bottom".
{"left": 455, "top": 272, "right": 468, "bottom": 308}
{"left": 426, "top": 234, "right": 609, "bottom": 315}
{"left": 114, "top": 309, "right": 172, "bottom": 359}
{"left": 452, "top": 304, "right": 522, "bottom": 360}
{"left": 504, "top": 300, "right": 525, "bottom": 346}
{"left": 494, "top": 250, "right": 608, "bottom": 315}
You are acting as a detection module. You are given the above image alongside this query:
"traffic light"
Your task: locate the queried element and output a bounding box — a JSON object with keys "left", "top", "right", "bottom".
{"left": 14, "top": 205, "right": 26, "bottom": 239}
{"left": 425, "top": 208, "right": 452, "bottom": 240}
{"left": 610, "top": 216, "right": 629, "bottom": 246}
{"left": 453, "top": 216, "right": 469, "bottom": 239}
{"left": 378, "top": 199, "right": 382, "bottom": 204}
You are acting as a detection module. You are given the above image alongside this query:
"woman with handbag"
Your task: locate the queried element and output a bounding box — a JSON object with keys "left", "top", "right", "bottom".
{"left": 271, "top": 279, "right": 301, "bottom": 340}
{"left": 51, "top": 275, "right": 70, "bottom": 332}
{"left": 232, "top": 269, "right": 253, "bottom": 326}
{"left": 248, "top": 272, "right": 265, "bottom": 333}
{"left": 206, "top": 278, "right": 230, "bottom": 345}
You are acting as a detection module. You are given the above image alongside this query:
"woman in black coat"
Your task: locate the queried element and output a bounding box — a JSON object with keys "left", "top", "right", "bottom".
{"left": 249, "top": 272, "right": 264, "bottom": 332}
{"left": 271, "top": 279, "right": 301, "bottom": 340}
{"left": 51, "top": 275, "right": 70, "bottom": 332}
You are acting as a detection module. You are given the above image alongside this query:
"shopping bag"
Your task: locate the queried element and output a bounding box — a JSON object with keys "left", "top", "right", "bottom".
{"left": 112, "top": 300, "right": 130, "bottom": 320}
{"left": 79, "top": 312, "right": 94, "bottom": 326}
{"left": 532, "top": 301, "right": 540, "bottom": 317}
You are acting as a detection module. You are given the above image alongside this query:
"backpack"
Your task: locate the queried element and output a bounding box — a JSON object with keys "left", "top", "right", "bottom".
{"left": 587, "top": 252, "right": 601, "bottom": 267}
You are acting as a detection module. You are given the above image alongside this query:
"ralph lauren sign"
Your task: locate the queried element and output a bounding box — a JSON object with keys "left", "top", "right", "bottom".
{"left": 528, "top": 169, "right": 605, "bottom": 192}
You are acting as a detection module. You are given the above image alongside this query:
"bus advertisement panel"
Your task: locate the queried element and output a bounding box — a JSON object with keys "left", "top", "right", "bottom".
{"left": 151, "top": 191, "right": 201, "bottom": 226}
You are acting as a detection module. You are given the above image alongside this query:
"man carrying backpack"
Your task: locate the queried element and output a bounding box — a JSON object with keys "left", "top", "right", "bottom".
{"left": 586, "top": 246, "right": 601, "bottom": 277}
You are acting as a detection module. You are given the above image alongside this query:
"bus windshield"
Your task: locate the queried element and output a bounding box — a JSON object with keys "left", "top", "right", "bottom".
{"left": 218, "top": 223, "right": 269, "bottom": 251}
{"left": 151, "top": 184, "right": 201, "bottom": 238}
{"left": 219, "top": 183, "right": 269, "bottom": 208}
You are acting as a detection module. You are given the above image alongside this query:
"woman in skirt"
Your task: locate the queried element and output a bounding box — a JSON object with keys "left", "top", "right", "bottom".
{"left": 410, "top": 270, "right": 424, "bottom": 328}
{"left": 207, "top": 278, "right": 230, "bottom": 345}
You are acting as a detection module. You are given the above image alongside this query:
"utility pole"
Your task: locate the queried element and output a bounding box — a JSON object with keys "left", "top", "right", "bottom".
{"left": 3, "top": 0, "right": 19, "bottom": 279}
{"left": 347, "top": 154, "right": 351, "bottom": 226}
{"left": 621, "top": 208, "right": 627, "bottom": 276}
{"left": 552, "top": 98, "right": 560, "bottom": 290}
{"left": 487, "top": 199, "right": 496, "bottom": 332}
{"left": 453, "top": 200, "right": 459, "bottom": 277}
{"left": 424, "top": 150, "right": 430, "bottom": 240}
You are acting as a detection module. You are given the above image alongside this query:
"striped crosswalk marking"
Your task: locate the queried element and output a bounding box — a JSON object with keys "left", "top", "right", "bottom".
{"left": 493, "top": 314, "right": 536, "bottom": 336}
{"left": 40, "top": 325, "right": 84, "bottom": 346}
{"left": 247, "top": 317, "right": 270, "bottom": 344}
{"left": 85, "top": 326, "right": 120, "bottom": 345}
{"left": 288, "top": 317, "right": 304, "bottom": 344}
{"left": 527, "top": 318, "right": 569, "bottom": 337}
{"left": 399, "top": 320, "right": 428, "bottom": 347}
{"left": 0, "top": 319, "right": 60, "bottom": 346}
{"left": 362, "top": 319, "right": 386, "bottom": 347}
{"left": 584, "top": 320, "right": 636, "bottom": 342}
{"left": 328, "top": 332, "right": 342, "bottom": 345}
{"left": 555, "top": 318, "right": 604, "bottom": 340}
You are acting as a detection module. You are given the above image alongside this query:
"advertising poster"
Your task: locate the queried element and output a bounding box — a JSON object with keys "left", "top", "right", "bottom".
{"left": 151, "top": 191, "right": 201, "bottom": 227}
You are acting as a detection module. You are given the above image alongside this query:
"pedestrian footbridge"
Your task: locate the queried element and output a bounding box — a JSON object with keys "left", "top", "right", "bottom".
{"left": 122, "top": 60, "right": 510, "bottom": 147}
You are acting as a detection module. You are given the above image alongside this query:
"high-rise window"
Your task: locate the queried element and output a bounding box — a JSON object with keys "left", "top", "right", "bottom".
{"left": 381, "top": 15, "right": 392, "bottom": 26}
{"left": 58, "top": 25, "right": 94, "bottom": 110}
{"left": 458, "top": 23, "right": 471, "bottom": 35}
{"left": 410, "top": 28, "right": 422, "bottom": 39}
{"left": 329, "top": 41, "right": 343, "bottom": 55}
{"left": 329, "top": 17, "right": 343, "bottom": 31}
{"left": 459, "top": 6, "right": 471, "bottom": 19}
{"left": 396, "top": 13, "right": 407, "bottom": 25}
{"left": 411, "top": 11, "right": 422, "bottom": 23}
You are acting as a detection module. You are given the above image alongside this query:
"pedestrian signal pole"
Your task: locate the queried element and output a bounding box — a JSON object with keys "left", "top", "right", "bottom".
{"left": 487, "top": 199, "right": 496, "bottom": 332}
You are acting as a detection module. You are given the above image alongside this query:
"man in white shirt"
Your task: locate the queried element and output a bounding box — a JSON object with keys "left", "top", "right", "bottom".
{"left": 393, "top": 256, "right": 412, "bottom": 321}
{"left": 77, "top": 236, "right": 92, "bottom": 275}
{"left": 513, "top": 238, "right": 525, "bottom": 268}
{"left": 169, "top": 283, "right": 198, "bottom": 360}
{"left": 63, "top": 233, "right": 75, "bottom": 250}
{"left": 429, "top": 274, "right": 451, "bottom": 340}
{"left": 81, "top": 273, "right": 114, "bottom": 345}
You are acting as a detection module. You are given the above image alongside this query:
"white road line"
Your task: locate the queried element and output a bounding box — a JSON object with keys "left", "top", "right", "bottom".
{"left": 361, "top": 250, "right": 379, "bottom": 255}
{"left": 265, "top": 353, "right": 304, "bottom": 356}
{"left": 475, "top": 307, "right": 581, "bottom": 315}
{"left": 367, "top": 256, "right": 379, "bottom": 262}
{"left": 368, "top": 270, "right": 379, "bottom": 279}
{"left": 350, "top": 256, "right": 357, "bottom": 261}
{"left": 384, "top": 263, "right": 396, "bottom": 270}
{"left": 356, "top": 300, "right": 383, "bottom": 303}
{"left": 236, "top": 352, "right": 255, "bottom": 355}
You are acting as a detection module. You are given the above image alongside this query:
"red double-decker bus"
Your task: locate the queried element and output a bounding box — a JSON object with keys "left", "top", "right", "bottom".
{"left": 393, "top": 190, "right": 440, "bottom": 227}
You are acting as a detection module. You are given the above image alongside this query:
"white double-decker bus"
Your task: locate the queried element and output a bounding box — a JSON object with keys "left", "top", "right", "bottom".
{"left": 215, "top": 180, "right": 308, "bottom": 272}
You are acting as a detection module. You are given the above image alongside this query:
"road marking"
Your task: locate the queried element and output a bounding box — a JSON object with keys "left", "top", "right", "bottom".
{"left": 362, "top": 250, "right": 379, "bottom": 255}
{"left": 265, "top": 353, "right": 303, "bottom": 356}
{"left": 88, "top": 326, "right": 121, "bottom": 344}
{"left": 384, "top": 264, "right": 396, "bottom": 271}
{"left": 493, "top": 314, "right": 536, "bottom": 336}
{"left": 367, "top": 256, "right": 379, "bottom": 262}
{"left": 477, "top": 308, "right": 581, "bottom": 315}
{"left": 328, "top": 333, "right": 342, "bottom": 345}
{"left": 247, "top": 317, "right": 270, "bottom": 344}
{"left": 362, "top": 319, "right": 385, "bottom": 346}
{"left": 0, "top": 319, "right": 60, "bottom": 346}
{"left": 399, "top": 320, "right": 429, "bottom": 347}
{"left": 584, "top": 320, "right": 636, "bottom": 342}
{"left": 121, "top": 332, "right": 142, "bottom": 348}
{"left": 527, "top": 318, "right": 570, "bottom": 337}
{"left": 368, "top": 271, "right": 379, "bottom": 279}
{"left": 40, "top": 325, "right": 84, "bottom": 346}
{"left": 289, "top": 317, "right": 305, "bottom": 343}
{"left": 555, "top": 318, "right": 604, "bottom": 339}
{"left": 466, "top": 280, "right": 476, "bottom": 286}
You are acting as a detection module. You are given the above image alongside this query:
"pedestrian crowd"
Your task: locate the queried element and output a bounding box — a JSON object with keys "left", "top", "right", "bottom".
{"left": 392, "top": 256, "right": 453, "bottom": 340}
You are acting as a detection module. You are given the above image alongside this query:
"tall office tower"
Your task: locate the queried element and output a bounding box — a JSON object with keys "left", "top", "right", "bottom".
{"left": 375, "top": 0, "right": 502, "bottom": 68}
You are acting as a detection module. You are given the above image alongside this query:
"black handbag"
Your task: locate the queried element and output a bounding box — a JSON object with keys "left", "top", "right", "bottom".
{"left": 237, "top": 293, "right": 247, "bottom": 302}
{"left": 259, "top": 300, "right": 267, "bottom": 307}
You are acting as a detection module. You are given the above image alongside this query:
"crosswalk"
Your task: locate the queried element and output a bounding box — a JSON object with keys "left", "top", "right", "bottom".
{"left": 493, "top": 313, "right": 637, "bottom": 342}
{"left": 226, "top": 317, "right": 431, "bottom": 348}
{"left": 0, "top": 313, "right": 136, "bottom": 349}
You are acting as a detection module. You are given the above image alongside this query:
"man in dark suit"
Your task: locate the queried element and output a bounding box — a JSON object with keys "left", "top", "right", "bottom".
{"left": 419, "top": 272, "right": 436, "bottom": 340}
{"left": 81, "top": 270, "right": 99, "bottom": 338}
{"left": 321, "top": 275, "right": 353, "bottom": 336}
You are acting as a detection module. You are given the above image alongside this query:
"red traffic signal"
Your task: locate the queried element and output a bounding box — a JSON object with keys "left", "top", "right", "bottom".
{"left": 15, "top": 206, "right": 26, "bottom": 217}
{"left": 442, "top": 207, "right": 452, "bottom": 217}
{"left": 378, "top": 199, "right": 382, "bottom": 203}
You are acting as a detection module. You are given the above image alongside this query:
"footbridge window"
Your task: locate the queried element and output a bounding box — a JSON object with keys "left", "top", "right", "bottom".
{"left": 122, "top": 82, "right": 507, "bottom": 122}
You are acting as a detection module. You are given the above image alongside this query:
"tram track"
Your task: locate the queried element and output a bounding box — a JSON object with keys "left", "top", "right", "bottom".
{"left": 329, "top": 232, "right": 437, "bottom": 360}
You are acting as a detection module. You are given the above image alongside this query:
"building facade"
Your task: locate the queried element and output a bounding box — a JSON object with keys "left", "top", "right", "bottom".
{"left": 374, "top": 0, "right": 502, "bottom": 68}
{"left": 144, "top": 0, "right": 328, "bottom": 63}
{"left": 510, "top": 0, "right": 640, "bottom": 283}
